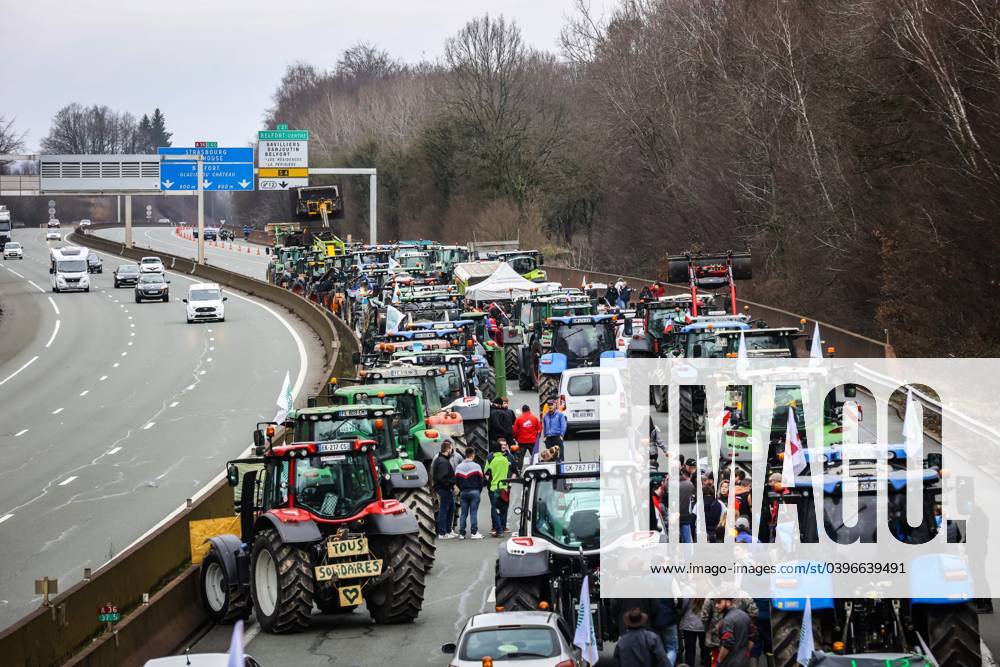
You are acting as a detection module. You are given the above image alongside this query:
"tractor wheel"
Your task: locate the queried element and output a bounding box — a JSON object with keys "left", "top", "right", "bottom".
{"left": 529, "top": 341, "right": 543, "bottom": 389}
{"left": 925, "top": 602, "right": 981, "bottom": 667}
{"left": 495, "top": 574, "right": 544, "bottom": 611}
{"left": 395, "top": 484, "right": 437, "bottom": 572}
{"left": 199, "top": 549, "right": 251, "bottom": 624}
{"left": 770, "top": 608, "right": 823, "bottom": 667}
{"left": 465, "top": 420, "right": 490, "bottom": 465}
{"left": 479, "top": 366, "right": 497, "bottom": 402}
{"left": 537, "top": 375, "right": 559, "bottom": 406}
{"left": 652, "top": 385, "right": 669, "bottom": 413}
{"left": 366, "top": 533, "right": 426, "bottom": 624}
{"left": 679, "top": 386, "right": 697, "bottom": 443}
{"left": 250, "top": 528, "right": 314, "bottom": 633}
{"left": 505, "top": 345, "right": 521, "bottom": 381}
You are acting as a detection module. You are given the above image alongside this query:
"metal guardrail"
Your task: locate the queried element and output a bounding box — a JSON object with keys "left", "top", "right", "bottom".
{"left": 0, "top": 230, "right": 357, "bottom": 666}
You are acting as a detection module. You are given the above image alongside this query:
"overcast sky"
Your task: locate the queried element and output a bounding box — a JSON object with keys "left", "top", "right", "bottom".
{"left": 1, "top": 0, "right": 593, "bottom": 152}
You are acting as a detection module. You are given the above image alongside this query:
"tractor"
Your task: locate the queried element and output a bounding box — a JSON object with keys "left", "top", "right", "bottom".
{"left": 505, "top": 293, "right": 595, "bottom": 392}
{"left": 535, "top": 314, "right": 622, "bottom": 403}
{"left": 665, "top": 250, "right": 752, "bottom": 316}
{"left": 486, "top": 250, "right": 547, "bottom": 282}
{"left": 198, "top": 407, "right": 427, "bottom": 634}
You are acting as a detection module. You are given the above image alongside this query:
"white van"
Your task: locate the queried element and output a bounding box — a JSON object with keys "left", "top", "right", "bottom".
{"left": 50, "top": 248, "right": 90, "bottom": 292}
{"left": 558, "top": 367, "right": 626, "bottom": 434}
{"left": 184, "top": 282, "right": 226, "bottom": 323}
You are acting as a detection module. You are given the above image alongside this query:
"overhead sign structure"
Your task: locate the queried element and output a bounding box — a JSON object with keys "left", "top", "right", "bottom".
{"left": 157, "top": 147, "right": 255, "bottom": 191}
{"left": 258, "top": 124, "right": 309, "bottom": 190}
{"left": 39, "top": 155, "right": 162, "bottom": 193}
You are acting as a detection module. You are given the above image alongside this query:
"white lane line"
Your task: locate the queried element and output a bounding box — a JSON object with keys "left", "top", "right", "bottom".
{"left": 79, "top": 390, "right": 89, "bottom": 396}
{"left": 107, "top": 446, "right": 122, "bottom": 455}
{"left": 52, "top": 408, "right": 64, "bottom": 415}
{"left": 58, "top": 476, "right": 77, "bottom": 486}
{"left": 127, "top": 342, "right": 133, "bottom": 346}
{"left": 14, "top": 429, "right": 28, "bottom": 437}
{"left": 99, "top": 375, "right": 108, "bottom": 381}
{"left": 206, "top": 357, "right": 212, "bottom": 362}
{"left": 0, "top": 355, "right": 39, "bottom": 387}
{"left": 47, "top": 297, "right": 60, "bottom": 315}
{"left": 113, "top": 362, "right": 120, "bottom": 368}
{"left": 7, "top": 268, "right": 24, "bottom": 278}
{"left": 121, "top": 352, "right": 127, "bottom": 357}
{"left": 130, "top": 333, "right": 135, "bottom": 337}
{"left": 26, "top": 280, "right": 45, "bottom": 293}
{"left": 45, "top": 319, "right": 60, "bottom": 348}
{"left": 0, "top": 513, "right": 12, "bottom": 525}
{"left": 169, "top": 401, "right": 179, "bottom": 408}
{"left": 142, "top": 422, "right": 155, "bottom": 430}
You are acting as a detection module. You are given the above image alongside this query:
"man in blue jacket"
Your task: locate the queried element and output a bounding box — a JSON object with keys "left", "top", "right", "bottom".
{"left": 542, "top": 397, "right": 567, "bottom": 462}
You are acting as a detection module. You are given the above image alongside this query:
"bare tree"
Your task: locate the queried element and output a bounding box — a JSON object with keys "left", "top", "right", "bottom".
{"left": 0, "top": 115, "right": 26, "bottom": 155}
{"left": 40, "top": 104, "right": 142, "bottom": 154}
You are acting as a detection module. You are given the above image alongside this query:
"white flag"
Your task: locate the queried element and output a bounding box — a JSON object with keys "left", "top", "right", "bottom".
{"left": 783, "top": 406, "right": 807, "bottom": 485}
{"left": 582, "top": 274, "right": 588, "bottom": 289}
{"left": 385, "top": 305, "right": 404, "bottom": 333}
{"left": 810, "top": 323, "right": 823, "bottom": 360}
{"left": 573, "top": 575, "right": 599, "bottom": 666}
{"left": 797, "top": 597, "right": 814, "bottom": 665}
{"left": 226, "top": 619, "right": 245, "bottom": 667}
{"left": 273, "top": 371, "right": 292, "bottom": 424}
{"left": 737, "top": 331, "right": 748, "bottom": 361}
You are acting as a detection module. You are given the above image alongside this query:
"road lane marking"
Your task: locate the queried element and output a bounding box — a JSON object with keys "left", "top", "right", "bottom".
{"left": 0, "top": 513, "right": 12, "bottom": 525}
{"left": 47, "top": 297, "right": 60, "bottom": 315}
{"left": 107, "top": 447, "right": 122, "bottom": 455}
{"left": 79, "top": 390, "right": 89, "bottom": 396}
{"left": 127, "top": 342, "right": 133, "bottom": 346}
{"left": 121, "top": 352, "right": 127, "bottom": 357}
{"left": 99, "top": 375, "right": 108, "bottom": 381}
{"left": 58, "top": 476, "right": 77, "bottom": 486}
{"left": 169, "top": 401, "right": 179, "bottom": 408}
{"left": 27, "top": 280, "right": 45, "bottom": 293}
{"left": 142, "top": 422, "right": 155, "bottom": 430}
{"left": 52, "top": 408, "right": 63, "bottom": 414}
{"left": 15, "top": 429, "right": 28, "bottom": 437}
{"left": 0, "top": 355, "right": 39, "bottom": 387}
{"left": 7, "top": 268, "right": 24, "bottom": 278}
{"left": 113, "top": 362, "right": 120, "bottom": 368}
{"left": 45, "top": 319, "right": 60, "bottom": 348}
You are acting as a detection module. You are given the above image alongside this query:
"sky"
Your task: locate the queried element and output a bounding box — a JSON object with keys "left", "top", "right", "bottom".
{"left": 1, "top": 0, "right": 594, "bottom": 152}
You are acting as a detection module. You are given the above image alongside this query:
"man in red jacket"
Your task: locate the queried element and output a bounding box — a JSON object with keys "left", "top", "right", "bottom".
{"left": 512, "top": 404, "right": 541, "bottom": 466}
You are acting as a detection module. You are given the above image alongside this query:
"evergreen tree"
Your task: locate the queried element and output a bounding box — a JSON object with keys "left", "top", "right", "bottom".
{"left": 137, "top": 114, "right": 152, "bottom": 152}
{"left": 149, "top": 108, "right": 172, "bottom": 148}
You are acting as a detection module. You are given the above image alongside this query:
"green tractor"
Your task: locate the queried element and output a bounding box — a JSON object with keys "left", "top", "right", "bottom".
{"left": 505, "top": 293, "right": 595, "bottom": 392}
{"left": 487, "top": 250, "right": 547, "bottom": 282}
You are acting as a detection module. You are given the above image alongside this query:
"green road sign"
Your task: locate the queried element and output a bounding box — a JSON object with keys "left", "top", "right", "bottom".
{"left": 258, "top": 128, "right": 309, "bottom": 141}
{"left": 98, "top": 612, "right": 121, "bottom": 623}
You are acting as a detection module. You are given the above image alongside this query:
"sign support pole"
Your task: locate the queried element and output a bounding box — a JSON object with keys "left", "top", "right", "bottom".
{"left": 197, "top": 158, "right": 205, "bottom": 265}
{"left": 369, "top": 173, "right": 377, "bottom": 245}
{"left": 124, "top": 196, "right": 132, "bottom": 249}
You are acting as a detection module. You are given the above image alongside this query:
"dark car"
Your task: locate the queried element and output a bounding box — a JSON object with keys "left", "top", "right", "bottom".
{"left": 203, "top": 227, "right": 218, "bottom": 241}
{"left": 135, "top": 273, "right": 170, "bottom": 302}
{"left": 87, "top": 251, "right": 103, "bottom": 274}
{"left": 219, "top": 228, "right": 235, "bottom": 241}
{"left": 114, "top": 263, "right": 141, "bottom": 288}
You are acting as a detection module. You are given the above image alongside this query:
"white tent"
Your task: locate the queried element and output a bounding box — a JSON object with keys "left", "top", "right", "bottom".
{"left": 465, "top": 262, "right": 542, "bottom": 301}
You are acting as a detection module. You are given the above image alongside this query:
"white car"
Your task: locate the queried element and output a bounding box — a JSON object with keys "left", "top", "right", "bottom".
{"left": 559, "top": 367, "right": 626, "bottom": 434}
{"left": 442, "top": 611, "right": 582, "bottom": 667}
{"left": 78, "top": 219, "right": 92, "bottom": 227}
{"left": 139, "top": 256, "right": 165, "bottom": 273}
{"left": 157, "top": 218, "right": 171, "bottom": 224}
{"left": 144, "top": 654, "right": 260, "bottom": 667}
{"left": 184, "top": 283, "right": 227, "bottom": 323}
{"left": 3, "top": 242, "right": 23, "bottom": 259}
{"left": 46, "top": 230, "right": 62, "bottom": 241}
{"left": 47, "top": 219, "right": 61, "bottom": 228}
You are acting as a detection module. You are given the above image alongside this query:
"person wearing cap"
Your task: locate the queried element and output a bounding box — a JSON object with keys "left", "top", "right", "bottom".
{"left": 734, "top": 516, "right": 753, "bottom": 543}
{"left": 542, "top": 396, "right": 567, "bottom": 462}
{"left": 614, "top": 607, "right": 669, "bottom": 667}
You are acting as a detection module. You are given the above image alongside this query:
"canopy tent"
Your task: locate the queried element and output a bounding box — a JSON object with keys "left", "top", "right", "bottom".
{"left": 453, "top": 261, "right": 502, "bottom": 285}
{"left": 465, "top": 262, "right": 542, "bottom": 301}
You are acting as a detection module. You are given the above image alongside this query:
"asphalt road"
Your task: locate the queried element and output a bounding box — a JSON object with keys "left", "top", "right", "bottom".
{"left": 96, "top": 225, "right": 268, "bottom": 280}
{"left": 121, "top": 226, "right": 996, "bottom": 666}
{"left": 0, "top": 227, "right": 324, "bottom": 627}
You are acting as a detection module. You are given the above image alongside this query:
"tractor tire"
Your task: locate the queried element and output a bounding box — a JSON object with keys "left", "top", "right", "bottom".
{"left": 495, "top": 574, "right": 544, "bottom": 611}
{"left": 395, "top": 484, "right": 437, "bottom": 572}
{"left": 537, "top": 375, "right": 559, "bottom": 406}
{"left": 199, "top": 549, "right": 251, "bottom": 624}
{"left": 366, "top": 533, "right": 426, "bottom": 624}
{"left": 250, "top": 528, "right": 314, "bottom": 634}
{"left": 529, "top": 341, "right": 543, "bottom": 389}
{"left": 465, "top": 419, "right": 490, "bottom": 465}
{"left": 679, "top": 385, "right": 697, "bottom": 443}
{"left": 479, "top": 366, "right": 497, "bottom": 402}
{"left": 925, "top": 602, "right": 981, "bottom": 667}
{"left": 652, "top": 385, "right": 669, "bottom": 413}
{"left": 505, "top": 345, "right": 521, "bottom": 382}
{"left": 770, "top": 607, "right": 825, "bottom": 667}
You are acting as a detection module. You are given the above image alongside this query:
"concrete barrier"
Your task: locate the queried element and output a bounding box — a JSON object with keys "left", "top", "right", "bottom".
{"left": 0, "top": 230, "right": 356, "bottom": 666}
{"left": 542, "top": 265, "right": 891, "bottom": 358}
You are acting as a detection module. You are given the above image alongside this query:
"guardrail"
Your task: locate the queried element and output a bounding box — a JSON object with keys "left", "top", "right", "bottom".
{"left": 0, "top": 230, "right": 359, "bottom": 666}
{"left": 542, "top": 265, "right": 892, "bottom": 358}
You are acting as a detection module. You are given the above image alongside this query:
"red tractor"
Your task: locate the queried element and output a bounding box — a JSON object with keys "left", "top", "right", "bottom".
{"left": 666, "top": 251, "right": 752, "bottom": 316}
{"left": 199, "top": 410, "right": 427, "bottom": 633}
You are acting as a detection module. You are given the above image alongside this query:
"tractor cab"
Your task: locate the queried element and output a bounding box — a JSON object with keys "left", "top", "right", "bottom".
{"left": 674, "top": 319, "right": 751, "bottom": 358}
{"left": 487, "top": 250, "right": 547, "bottom": 282}
{"left": 716, "top": 327, "right": 803, "bottom": 358}
{"left": 290, "top": 404, "right": 399, "bottom": 462}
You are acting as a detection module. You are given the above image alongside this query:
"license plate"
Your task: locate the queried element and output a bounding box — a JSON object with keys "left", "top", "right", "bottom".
{"left": 315, "top": 559, "right": 384, "bottom": 582}
{"left": 317, "top": 442, "right": 353, "bottom": 453}
{"left": 573, "top": 410, "right": 595, "bottom": 418}
{"left": 337, "top": 584, "right": 363, "bottom": 606}
{"left": 858, "top": 479, "right": 879, "bottom": 492}
{"left": 560, "top": 462, "right": 600, "bottom": 474}
{"left": 327, "top": 536, "right": 369, "bottom": 558}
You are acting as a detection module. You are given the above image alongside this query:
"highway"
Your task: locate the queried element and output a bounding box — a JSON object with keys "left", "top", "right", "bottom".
{"left": 0, "top": 227, "right": 324, "bottom": 626}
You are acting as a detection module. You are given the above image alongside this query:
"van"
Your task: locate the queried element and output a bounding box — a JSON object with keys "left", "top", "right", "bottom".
{"left": 558, "top": 367, "right": 626, "bottom": 434}
{"left": 184, "top": 282, "right": 226, "bottom": 323}
{"left": 50, "top": 248, "right": 90, "bottom": 292}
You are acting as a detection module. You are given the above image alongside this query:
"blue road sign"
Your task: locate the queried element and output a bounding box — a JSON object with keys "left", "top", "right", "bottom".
{"left": 157, "top": 147, "right": 255, "bottom": 191}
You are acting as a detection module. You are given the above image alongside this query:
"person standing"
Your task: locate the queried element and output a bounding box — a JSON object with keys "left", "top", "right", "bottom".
{"left": 679, "top": 598, "right": 706, "bottom": 667}
{"left": 715, "top": 599, "right": 754, "bottom": 667}
{"left": 432, "top": 440, "right": 458, "bottom": 539}
{"left": 542, "top": 396, "right": 567, "bottom": 462}
{"left": 455, "top": 448, "right": 486, "bottom": 539}
{"left": 484, "top": 442, "right": 512, "bottom": 537}
{"left": 678, "top": 471, "right": 695, "bottom": 543}
{"left": 653, "top": 598, "right": 680, "bottom": 667}
{"left": 614, "top": 608, "right": 669, "bottom": 667}
{"left": 489, "top": 397, "right": 516, "bottom": 448}
{"left": 512, "top": 404, "right": 541, "bottom": 467}
{"left": 650, "top": 281, "right": 666, "bottom": 299}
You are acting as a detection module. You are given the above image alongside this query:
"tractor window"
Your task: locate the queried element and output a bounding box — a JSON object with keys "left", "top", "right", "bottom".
{"left": 648, "top": 309, "right": 684, "bottom": 337}
{"left": 508, "top": 256, "right": 536, "bottom": 275}
{"left": 685, "top": 331, "right": 726, "bottom": 358}
{"left": 532, "top": 476, "right": 622, "bottom": 550}
{"left": 730, "top": 334, "right": 796, "bottom": 357}
{"left": 551, "top": 324, "right": 615, "bottom": 359}
{"left": 388, "top": 377, "right": 442, "bottom": 414}
{"left": 377, "top": 394, "right": 420, "bottom": 437}
{"left": 294, "top": 454, "right": 376, "bottom": 519}
{"left": 299, "top": 417, "right": 394, "bottom": 459}
{"left": 434, "top": 367, "right": 464, "bottom": 405}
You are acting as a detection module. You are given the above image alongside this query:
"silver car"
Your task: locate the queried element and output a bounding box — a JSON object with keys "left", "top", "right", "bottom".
{"left": 442, "top": 611, "right": 582, "bottom": 666}
{"left": 139, "top": 256, "right": 165, "bottom": 273}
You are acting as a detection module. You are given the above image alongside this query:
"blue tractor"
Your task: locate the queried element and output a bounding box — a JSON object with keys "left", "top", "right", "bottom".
{"left": 536, "top": 314, "right": 623, "bottom": 403}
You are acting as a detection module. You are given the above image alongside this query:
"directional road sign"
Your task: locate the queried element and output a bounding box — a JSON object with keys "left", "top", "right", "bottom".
{"left": 157, "top": 147, "right": 255, "bottom": 192}
{"left": 258, "top": 125, "right": 308, "bottom": 190}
